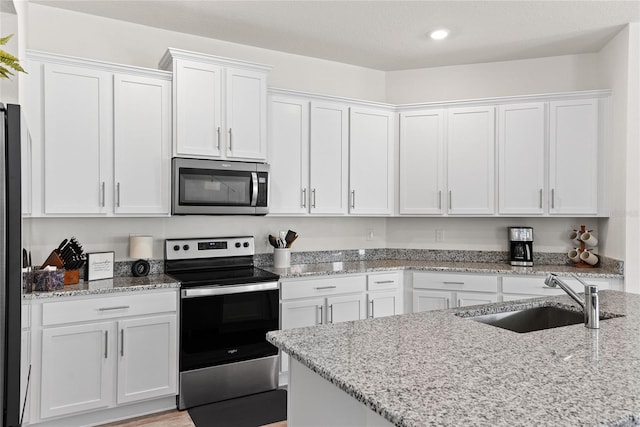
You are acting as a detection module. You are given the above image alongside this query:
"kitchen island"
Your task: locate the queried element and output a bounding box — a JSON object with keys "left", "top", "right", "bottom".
{"left": 267, "top": 290, "right": 640, "bottom": 426}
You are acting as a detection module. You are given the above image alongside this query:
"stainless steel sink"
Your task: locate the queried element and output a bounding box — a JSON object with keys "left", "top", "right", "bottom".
{"left": 464, "top": 306, "right": 594, "bottom": 334}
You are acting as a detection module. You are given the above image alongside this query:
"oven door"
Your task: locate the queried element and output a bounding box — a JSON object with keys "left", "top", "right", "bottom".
{"left": 180, "top": 283, "right": 279, "bottom": 372}
{"left": 172, "top": 158, "right": 269, "bottom": 215}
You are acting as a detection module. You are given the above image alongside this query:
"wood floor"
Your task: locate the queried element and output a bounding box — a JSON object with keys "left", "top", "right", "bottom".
{"left": 99, "top": 409, "right": 287, "bottom": 427}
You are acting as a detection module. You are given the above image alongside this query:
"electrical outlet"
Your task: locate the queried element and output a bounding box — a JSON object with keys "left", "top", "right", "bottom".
{"left": 366, "top": 230, "right": 374, "bottom": 241}
{"left": 435, "top": 229, "right": 445, "bottom": 242}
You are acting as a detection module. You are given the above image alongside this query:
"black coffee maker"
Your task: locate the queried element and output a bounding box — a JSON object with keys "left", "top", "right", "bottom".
{"left": 509, "top": 227, "right": 533, "bottom": 266}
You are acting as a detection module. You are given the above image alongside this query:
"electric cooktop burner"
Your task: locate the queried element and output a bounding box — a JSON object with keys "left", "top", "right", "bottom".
{"left": 164, "top": 236, "right": 279, "bottom": 288}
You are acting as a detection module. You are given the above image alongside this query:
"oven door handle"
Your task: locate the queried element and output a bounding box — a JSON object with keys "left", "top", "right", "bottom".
{"left": 251, "top": 172, "right": 259, "bottom": 207}
{"left": 181, "top": 281, "right": 279, "bottom": 298}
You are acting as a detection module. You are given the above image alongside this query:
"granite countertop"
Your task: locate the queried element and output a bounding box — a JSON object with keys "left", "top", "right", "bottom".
{"left": 267, "top": 290, "right": 640, "bottom": 426}
{"left": 263, "top": 259, "right": 623, "bottom": 279}
{"left": 23, "top": 274, "right": 180, "bottom": 300}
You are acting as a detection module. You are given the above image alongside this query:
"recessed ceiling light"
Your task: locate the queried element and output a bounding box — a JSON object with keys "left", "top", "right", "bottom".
{"left": 429, "top": 29, "right": 449, "bottom": 41}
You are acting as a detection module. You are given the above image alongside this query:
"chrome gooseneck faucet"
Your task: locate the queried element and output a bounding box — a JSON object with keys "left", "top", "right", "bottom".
{"left": 544, "top": 273, "right": 600, "bottom": 329}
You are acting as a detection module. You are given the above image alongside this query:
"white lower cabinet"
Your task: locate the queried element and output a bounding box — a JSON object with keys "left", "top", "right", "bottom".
{"left": 280, "top": 275, "right": 368, "bottom": 373}
{"left": 33, "top": 291, "right": 178, "bottom": 424}
{"left": 412, "top": 272, "right": 499, "bottom": 312}
{"left": 501, "top": 275, "right": 614, "bottom": 301}
{"left": 366, "top": 272, "right": 402, "bottom": 318}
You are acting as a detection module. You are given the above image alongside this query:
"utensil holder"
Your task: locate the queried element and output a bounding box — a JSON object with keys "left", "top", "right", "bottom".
{"left": 273, "top": 248, "right": 291, "bottom": 269}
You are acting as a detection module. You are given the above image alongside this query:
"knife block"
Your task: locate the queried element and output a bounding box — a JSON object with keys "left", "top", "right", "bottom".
{"left": 42, "top": 250, "right": 64, "bottom": 269}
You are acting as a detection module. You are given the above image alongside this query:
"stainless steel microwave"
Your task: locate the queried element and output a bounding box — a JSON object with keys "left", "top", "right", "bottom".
{"left": 172, "top": 158, "right": 269, "bottom": 215}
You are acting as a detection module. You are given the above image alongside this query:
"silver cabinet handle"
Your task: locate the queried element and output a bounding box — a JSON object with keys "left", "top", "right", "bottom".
{"left": 318, "top": 305, "right": 323, "bottom": 324}
{"left": 312, "top": 189, "right": 316, "bottom": 209}
{"left": 351, "top": 190, "right": 356, "bottom": 209}
{"left": 448, "top": 190, "right": 452, "bottom": 210}
{"left": 216, "top": 127, "right": 221, "bottom": 151}
{"left": 302, "top": 188, "right": 307, "bottom": 208}
{"left": 370, "top": 300, "right": 375, "bottom": 318}
{"left": 443, "top": 281, "right": 465, "bottom": 285}
{"left": 228, "top": 128, "right": 233, "bottom": 152}
{"left": 329, "top": 304, "right": 333, "bottom": 323}
{"left": 539, "top": 189, "right": 543, "bottom": 209}
{"left": 104, "top": 330, "right": 108, "bottom": 359}
{"left": 116, "top": 182, "right": 121, "bottom": 208}
{"left": 374, "top": 280, "right": 395, "bottom": 284}
{"left": 98, "top": 305, "right": 130, "bottom": 311}
{"left": 100, "top": 182, "right": 105, "bottom": 207}
{"left": 551, "top": 189, "right": 555, "bottom": 209}
{"left": 446, "top": 298, "right": 450, "bottom": 309}
{"left": 458, "top": 299, "right": 462, "bottom": 307}
{"left": 314, "top": 286, "right": 337, "bottom": 290}
{"left": 120, "top": 329, "right": 124, "bottom": 357}
{"left": 438, "top": 190, "right": 442, "bottom": 210}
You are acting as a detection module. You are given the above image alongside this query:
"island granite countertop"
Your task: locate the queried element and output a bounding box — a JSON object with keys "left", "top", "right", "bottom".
{"left": 23, "top": 274, "right": 180, "bottom": 300}
{"left": 267, "top": 290, "right": 640, "bottom": 426}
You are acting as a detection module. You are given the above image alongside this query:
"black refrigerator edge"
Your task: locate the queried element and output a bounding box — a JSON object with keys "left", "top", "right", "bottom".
{"left": 1, "top": 103, "right": 22, "bottom": 427}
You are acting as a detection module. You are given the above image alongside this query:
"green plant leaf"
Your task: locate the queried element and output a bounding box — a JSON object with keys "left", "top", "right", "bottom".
{"left": 0, "top": 34, "right": 13, "bottom": 46}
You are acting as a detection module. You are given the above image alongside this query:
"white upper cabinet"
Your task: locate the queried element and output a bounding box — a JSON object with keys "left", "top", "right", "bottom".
{"left": 160, "top": 48, "right": 270, "bottom": 161}
{"left": 309, "top": 101, "right": 349, "bottom": 214}
{"left": 498, "top": 103, "right": 546, "bottom": 215}
{"left": 399, "top": 109, "right": 445, "bottom": 214}
{"left": 268, "top": 94, "right": 309, "bottom": 214}
{"left": 113, "top": 73, "right": 171, "bottom": 215}
{"left": 549, "top": 99, "right": 599, "bottom": 215}
{"left": 446, "top": 106, "right": 496, "bottom": 215}
{"left": 42, "top": 63, "right": 112, "bottom": 215}
{"left": 349, "top": 107, "right": 394, "bottom": 215}
{"left": 268, "top": 92, "right": 349, "bottom": 215}
{"left": 25, "top": 51, "right": 173, "bottom": 217}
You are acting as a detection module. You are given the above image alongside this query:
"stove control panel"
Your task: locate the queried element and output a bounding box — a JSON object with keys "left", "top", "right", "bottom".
{"left": 165, "top": 236, "right": 255, "bottom": 260}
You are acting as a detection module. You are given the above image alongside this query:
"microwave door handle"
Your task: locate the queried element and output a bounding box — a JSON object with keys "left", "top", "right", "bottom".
{"left": 251, "top": 172, "right": 258, "bottom": 206}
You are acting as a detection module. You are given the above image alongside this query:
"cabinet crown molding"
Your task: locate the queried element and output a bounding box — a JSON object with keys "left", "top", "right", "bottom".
{"left": 26, "top": 50, "right": 172, "bottom": 80}
{"left": 159, "top": 47, "right": 272, "bottom": 73}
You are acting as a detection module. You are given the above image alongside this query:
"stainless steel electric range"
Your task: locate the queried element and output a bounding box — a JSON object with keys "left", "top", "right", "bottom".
{"left": 165, "top": 236, "right": 280, "bottom": 410}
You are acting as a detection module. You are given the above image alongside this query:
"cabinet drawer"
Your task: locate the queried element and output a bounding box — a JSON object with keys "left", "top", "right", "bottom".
{"left": 367, "top": 273, "right": 399, "bottom": 291}
{"left": 42, "top": 291, "right": 177, "bottom": 326}
{"left": 504, "top": 275, "right": 610, "bottom": 295}
{"left": 412, "top": 272, "right": 498, "bottom": 292}
{"left": 281, "top": 275, "right": 366, "bottom": 300}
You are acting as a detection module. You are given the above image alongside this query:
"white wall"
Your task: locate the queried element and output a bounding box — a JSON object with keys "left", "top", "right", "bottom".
{"left": 21, "top": 4, "right": 631, "bottom": 267}
{"left": 23, "top": 216, "right": 387, "bottom": 263}
{"left": 386, "top": 217, "right": 595, "bottom": 253}
{"left": 386, "top": 54, "right": 602, "bottom": 104}
{"left": 26, "top": 3, "right": 386, "bottom": 102}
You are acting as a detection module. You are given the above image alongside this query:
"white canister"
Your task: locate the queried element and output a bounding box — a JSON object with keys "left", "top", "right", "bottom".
{"left": 567, "top": 249, "right": 581, "bottom": 263}
{"left": 273, "top": 248, "right": 291, "bottom": 269}
{"left": 580, "top": 250, "right": 599, "bottom": 266}
{"left": 580, "top": 232, "right": 598, "bottom": 247}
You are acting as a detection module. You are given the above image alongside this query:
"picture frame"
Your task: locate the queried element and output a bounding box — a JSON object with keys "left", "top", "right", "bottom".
{"left": 86, "top": 251, "right": 115, "bottom": 281}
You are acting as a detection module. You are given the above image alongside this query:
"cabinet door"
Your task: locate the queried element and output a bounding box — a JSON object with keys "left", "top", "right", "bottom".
{"left": 326, "top": 294, "right": 367, "bottom": 324}
{"left": 309, "top": 101, "right": 349, "bottom": 214}
{"left": 456, "top": 291, "right": 498, "bottom": 308}
{"left": 114, "top": 74, "right": 171, "bottom": 215}
{"left": 281, "top": 298, "right": 324, "bottom": 372}
{"left": 117, "top": 315, "right": 177, "bottom": 404}
{"left": 413, "top": 290, "right": 452, "bottom": 313}
{"left": 20, "top": 330, "right": 30, "bottom": 425}
{"left": 498, "top": 103, "right": 545, "bottom": 214}
{"left": 42, "top": 63, "right": 112, "bottom": 214}
{"left": 549, "top": 99, "right": 598, "bottom": 214}
{"left": 225, "top": 67, "right": 268, "bottom": 160}
{"left": 268, "top": 95, "right": 309, "bottom": 214}
{"left": 40, "top": 322, "right": 115, "bottom": 419}
{"left": 349, "top": 107, "right": 394, "bottom": 215}
{"left": 174, "top": 59, "right": 223, "bottom": 157}
{"left": 446, "top": 106, "right": 496, "bottom": 215}
{"left": 399, "top": 109, "right": 445, "bottom": 214}
{"left": 368, "top": 291, "right": 401, "bottom": 318}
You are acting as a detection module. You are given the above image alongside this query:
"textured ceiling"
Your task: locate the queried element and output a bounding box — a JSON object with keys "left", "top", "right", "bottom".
{"left": 31, "top": 0, "right": 640, "bottom": 71}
